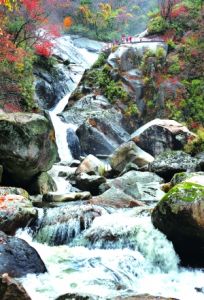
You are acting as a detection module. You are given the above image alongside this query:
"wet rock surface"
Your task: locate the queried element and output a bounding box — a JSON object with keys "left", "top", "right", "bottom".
{"left": 0, "top": 274, "right": 31, "bottom": 300}
{"left": 149, "top": 150, "right": 199, "bottom": 181}
{"left": 0, "top": 113, "right": 57, "bottom": 184}
{"left": 152, "top": 182, "right": 204, "bottom": 266}
{"left": 131, "top": 119, "right": 196, "bottom": 156}
{"left": 0, "top": 231, "right": 46, "bottom": 277}
{"left": 0, "top": 189, "right": 37, "bottom": 235}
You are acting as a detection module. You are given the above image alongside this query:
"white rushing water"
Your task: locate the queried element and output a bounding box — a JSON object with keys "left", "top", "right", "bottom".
{"left": 17, "top": 211, "right": 204, "bottom": 300}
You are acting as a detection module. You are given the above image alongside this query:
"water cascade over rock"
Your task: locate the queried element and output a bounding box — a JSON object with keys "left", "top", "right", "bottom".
{"left": 11, "top": 34, "right": 204, "bottom": 300}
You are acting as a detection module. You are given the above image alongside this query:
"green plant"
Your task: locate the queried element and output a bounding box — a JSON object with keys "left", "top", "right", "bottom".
{"left": 125, "top": 103, "right": 139, "bottom": 116}
{"left": 148, "top": 15, "right": 168, "bottom": 34}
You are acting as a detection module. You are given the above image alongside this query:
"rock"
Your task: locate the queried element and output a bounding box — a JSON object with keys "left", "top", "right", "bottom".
{"left": 95, "top": 171, "right": 164, "bottom": 205}
{"left": 171, "top": 172, "right": 204, "bottom": 187}
{"left": 121, "top": 71, "right": 144, "bottom": 100}
{"left": 107, "top": 42, "right": 167, "bottom": 71}
{"left": 0, "top": 113, "right": 57, "bottom": 185}
{"left": 33, "top": 204, "right": 107, "bottom": 245}
{"left": 110, "top": 141, "right": 154, "bottom": 174}
{"left": 116, "top": 295, "right": 178, "bottom": 300}
{"left": 156, "top": 80, "right": 187, "bottom": 118}
{"left": 29, "top": 172, "right": 57, "bottom": 195}
{"left": 89, "top": 187, "right": 144, "bottom": 208}
{"left": 75, "top": 155, "right": 104, "bottom": 175}
{"left": 43, "top": 191, "right": 91, "bottom": 202}
{"left": 0, "top": 274, "right": 31, "bottom": 300}
{"left": 71, "top": 36, "right": 105, "bottom": 53}
{"left": 0, "top": 165, "right": 2, "bottom": 183}
{"left": 196, "top": 152, "right": 204, "bottom": 171}
{"left": 0, "top": 231, "right": 46, "bottom": 277}
{"left": 131, "top": 119, "right": 196, "bottom": 156}
{"left": 55, "top": 293, "right": 90, "bottom": 300}
{"left": 152, "top": 182, "right": 204, "bottom": 266}
{"left": 67, "top": 128, "right": 81, "bottom": 160}
{"left": 35, "top": 62, "right": 85, "bottom": 110}
{"left": 76, "top": 173, "right": 106, "bottom": 195}
{"left": 76, "top": 116, "right": 130, "bottom": 156}
{"left": 69, "top": 159, "right": 81, "bottom": 167}
{"left": 149, "top": 150, "right": 199, "bottom": 181}
{"left": 0, "top": 186, "right": 29, "bottom": 198}
{"left": 0, "top": 190, "right": 37, "bottom": 235}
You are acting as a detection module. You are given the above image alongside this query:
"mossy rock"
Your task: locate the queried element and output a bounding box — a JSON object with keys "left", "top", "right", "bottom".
{"left": 0, "top": 113, "right": 57, "bottom": 185}
{"left": 152, "top": 182, "right": 204, "bottom": 266}
{"left": 171, "top": 172, "right": 204, "bottom": 187}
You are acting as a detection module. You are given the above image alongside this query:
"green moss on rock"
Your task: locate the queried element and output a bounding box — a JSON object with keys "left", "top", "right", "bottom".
{"left": 161, "top": 182, "right": 204, "bottom": 204}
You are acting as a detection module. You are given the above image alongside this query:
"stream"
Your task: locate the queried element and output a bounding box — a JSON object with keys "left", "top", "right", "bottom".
{"left": 17, "top": 35, "right": 204, "bottom": 300}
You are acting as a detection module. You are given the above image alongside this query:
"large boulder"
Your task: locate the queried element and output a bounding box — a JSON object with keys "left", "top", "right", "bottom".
{"left": 91, "top": 171, "right": 164, "bottom": 207}
{"left": 0, "top": 187, "right": 37, "bottom": 235}
{"left": 110, "top": 141, "right": 154, "bottom": 174}
{"left": 0, "top": 231, "right": 46, "bottom": 277}
{"left": 0, "top": 274, "right": 31, "bottom": 300}
{"left": 131, "top": 119, "right": 196, "bottom": 156}
{"left": 76, "top": 116, "right": 129, "bottom": 156}
{"left": 0, "top": 113, "right": 57, "bottom": 184}
{"left": 149, "top": 150, "right": 199, "bottom": 181}
{"left": 152, "top": 182, "right": 204, "bottom": 266}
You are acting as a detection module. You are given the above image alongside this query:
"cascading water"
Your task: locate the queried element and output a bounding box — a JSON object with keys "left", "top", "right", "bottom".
{"left": 16, "top": 36, "right": 204, "bottom": 300}
{"left": 17, "top": 209, "right": 204, "bottom": 300}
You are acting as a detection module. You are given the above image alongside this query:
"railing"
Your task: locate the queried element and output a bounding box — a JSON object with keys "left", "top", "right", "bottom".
{"left": 102, "top": 37, "right": 165, "bottom": 51}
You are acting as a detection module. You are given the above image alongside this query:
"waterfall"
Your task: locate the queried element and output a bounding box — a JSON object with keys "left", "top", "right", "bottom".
{"left": 17, "top": 209, "right": 204, "bottom": 300}
{"left": 16, "top": 35, "right": 204, "bottom": 300}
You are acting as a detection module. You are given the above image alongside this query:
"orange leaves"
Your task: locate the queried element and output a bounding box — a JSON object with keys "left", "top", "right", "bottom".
{"left": 0, "top": 194, "right": 25, "bottom": 209}
{"left": 63, "top": 16, "right": 73, "bottom": 28}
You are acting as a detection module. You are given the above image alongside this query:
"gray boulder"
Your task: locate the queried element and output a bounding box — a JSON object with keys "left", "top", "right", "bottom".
{"left": 149, "top": 150, "right": 199, "bottom": 181}
{"left": 0, "top": 113, "right": 57, "bottom": 184}
{"left": 152, "top": 182, "right": 204, "bottom": 266}
{"left": 76, "top": 116, "right": 129, "bottom": 156}
{"left": 93, "top": 171, "right": 164, "bottom": 207}
{"left": 76, "top": 173, "right": 106, "bottom": 195}
{"left": 131, "top": 119, "right": 196, "bottom": 156}
{"left": 110, "top": 141, "right": 154, "bottom": 174}
{"left": 0, "top": 231, "right": 46, "bottom": 277}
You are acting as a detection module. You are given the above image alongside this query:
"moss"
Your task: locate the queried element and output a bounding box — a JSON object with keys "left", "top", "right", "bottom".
{"left": 161, "top": 182, "right": 204, "bottom": 204}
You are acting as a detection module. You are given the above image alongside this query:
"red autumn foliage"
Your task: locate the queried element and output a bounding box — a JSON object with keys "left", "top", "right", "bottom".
{"left": 171, "top": 5, "right": 188, "bottom": 18}
{"left": 35, "top": 40, "right": 54, "bottom": 57}
{"left": 3, "top": 103, "right": 22, "bottom": 112}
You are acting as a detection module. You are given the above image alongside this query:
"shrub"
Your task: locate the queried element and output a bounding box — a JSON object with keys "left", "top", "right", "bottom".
{"left": 148, "top": 16, "right": 168, "bottom": 34}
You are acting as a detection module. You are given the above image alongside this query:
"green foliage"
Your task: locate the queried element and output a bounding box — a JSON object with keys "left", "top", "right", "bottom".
{"left": 92, "top": 52, "right": 108, "bottom": 68}
{"left": 168, "top": 62, "right": 180, "bottom": 74}
{"left": 88, "top": 64, "right": 129, "bottom": 103}
{"left": 181, "top": 79, "right": 204, "bottom": 124}
{"left": 125, "top": 103, "right": 139, "bottom": 116}
{"left": 148, "top": 16, "right": 168, "bottom": 34}
{"left": 167, "top": 39, "right": 176, "bottom": 50}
